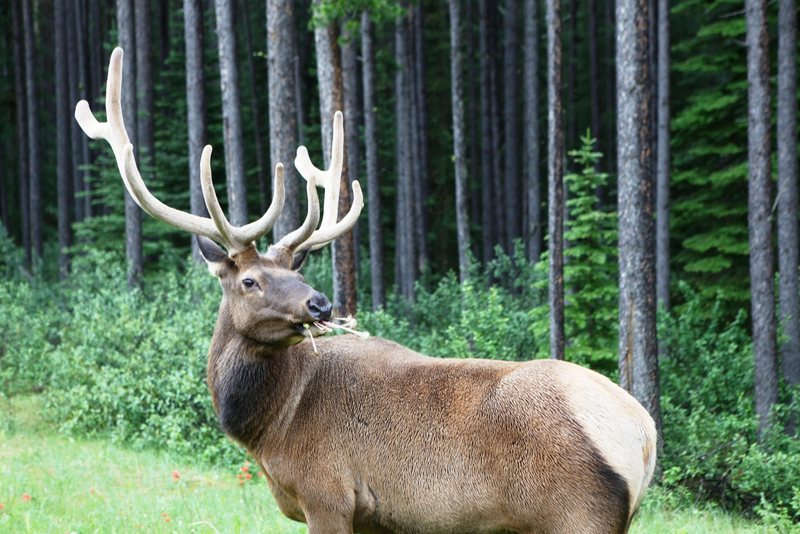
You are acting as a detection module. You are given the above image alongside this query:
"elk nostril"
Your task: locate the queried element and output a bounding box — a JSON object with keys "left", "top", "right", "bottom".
{"left": 307, "top": 292, "right": 332, "bottom": 321}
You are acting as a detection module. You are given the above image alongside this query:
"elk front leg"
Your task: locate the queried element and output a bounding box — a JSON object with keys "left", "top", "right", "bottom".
{"left": 300, "top": 486, "right": 356, "bottom": 534}
{"left": 305, "top": 510, "right": 354, "bottom": 534}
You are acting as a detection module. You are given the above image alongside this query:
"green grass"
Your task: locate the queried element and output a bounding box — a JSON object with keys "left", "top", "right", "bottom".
{"left": 0, "top": 396, "right": 774, "bottom": 533}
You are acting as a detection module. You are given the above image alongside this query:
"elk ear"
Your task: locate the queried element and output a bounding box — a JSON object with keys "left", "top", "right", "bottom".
{"left": 196, "top": 236, "right": 234, "bottom": 277}
{"left": 291, "top": 249, "right": 310, "bottom": 271}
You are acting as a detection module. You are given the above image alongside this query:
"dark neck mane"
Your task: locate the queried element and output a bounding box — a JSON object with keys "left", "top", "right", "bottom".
{"left": 206, "top": 300, "right": 307, "bottom": 449}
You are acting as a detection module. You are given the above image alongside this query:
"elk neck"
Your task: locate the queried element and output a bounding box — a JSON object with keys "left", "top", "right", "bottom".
{"left": 206, "top": 297, "right": 313, "bottom": 452}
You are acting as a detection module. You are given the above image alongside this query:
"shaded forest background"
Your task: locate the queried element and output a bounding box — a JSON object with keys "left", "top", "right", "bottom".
{"left": 1, "top": 0, "right": 800, "bottom": 527}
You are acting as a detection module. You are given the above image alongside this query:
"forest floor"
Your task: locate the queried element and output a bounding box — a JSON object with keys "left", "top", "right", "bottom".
{"left": 0, "top": 396, "right": 770, "bottom": 534}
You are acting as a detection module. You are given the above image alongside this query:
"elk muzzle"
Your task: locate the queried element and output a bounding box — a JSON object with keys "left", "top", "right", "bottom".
{"left": 307, "top": 291, "right": 333, "bottom": 322}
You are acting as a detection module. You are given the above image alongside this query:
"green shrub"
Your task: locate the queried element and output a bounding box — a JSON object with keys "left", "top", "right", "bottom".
{"left": 36, "top": 251, "right": 246, "bottom": 466}
{"left": 659, "top": 284, "right": 800, "bottom": 524}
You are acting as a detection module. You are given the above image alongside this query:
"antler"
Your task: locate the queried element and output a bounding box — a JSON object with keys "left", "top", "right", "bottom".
{"left": 74, "top": 47, "right": 284, "bottom": 255}
{"left": 273, "top": 111, "right": 364, "bottom": 254}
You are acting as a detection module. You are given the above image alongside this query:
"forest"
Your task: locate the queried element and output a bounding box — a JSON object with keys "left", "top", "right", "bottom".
{"left": 1, "top": 0, "right": 799, "bottom": 531}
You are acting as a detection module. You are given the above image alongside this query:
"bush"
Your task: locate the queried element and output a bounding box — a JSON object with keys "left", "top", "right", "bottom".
{"left": 659, "top": 284, "right": 800, "bottom": 524}
{"left": 45, "top": 252, "right": 247, "bottom": 465}
{"left": 360, "top": 248, "right": 545, "bottom": 361}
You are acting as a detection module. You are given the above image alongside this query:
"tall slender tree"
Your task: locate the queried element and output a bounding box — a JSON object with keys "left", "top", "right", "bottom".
{"left": 588, "top": 0, "right": 602, "bottom": 171}
{"left": 214, "top": 0, "right": 247, "bottom": 226}
{"left": 503, "top": 0, "right": 520, "bottom": 251}
{"left": 449, "top": 0, "right": 470, "bottom": 282}
{"left": 777, "top": 0, "right": 799, "bottom": 397}
{"left": 239, "top": 0, "right": 268, "bottom": 212}
{"left": 395, "top": 13, "right": 416, "bottom": 301}
{"left": 11, "top": 0, "right": 30, "bottom": 267}
{"left": 746, "top": 0, "right": 778, "bottom": 435}
{"left": 72, "top": 0, "right": 91, "bottom": 221}
{"left": 478, "top": 0, "right": 495, "bottom": 263}
{"left": 361, "top": 11, "right": 385, "bottom": 310}
{"left": 524, "top": 0, "right": 540, "bottom": 263}
{"left": 268, "top": 0, "right": 300, "bottom": 241}
{"left": 21, "top": 0, "right": 42, "bottom": 263}
{"left": 656, "top": 0, "right": 670, "bottom": 311}
{"left": 55, "top": 0, "right": 72, "bottom": 278}
{"left": 313, "top": 5, "right": 357, "bottom": 316}
{"left": 184, "top": 0, "right": 208, "bottom": 262}
{"left": 616, "top": 0, "right": 660, "bottom": 430}
{"left": 409, "top": 6, "right": 428, "bottom": 274}
{"left": 117, "top": 0, "right": 142, "bottom": 286}
{"left": 489, "top": 8, "right": 504, "bottom": 253}
{"left": 565, "top": 0, "right": 577, "bottom": 155}
{"left": 547, "top": 0, "right": 565, "bottom": 361}
{"left": 341, "top": 18, "right": 360, "bottom": 273}
{"left": 135, "top": 0, "right": 155, "bottom": 178}
{"left": 413, "top": 4, "right": 429, "bottom": 269}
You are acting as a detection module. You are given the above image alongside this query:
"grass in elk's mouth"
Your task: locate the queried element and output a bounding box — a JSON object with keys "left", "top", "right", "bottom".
{"left": 303, "top": 316, "right": 370, "bottom": 353}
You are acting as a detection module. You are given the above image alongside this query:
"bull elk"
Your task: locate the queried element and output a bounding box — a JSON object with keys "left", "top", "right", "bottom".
{"left": 76, "top": 48, "right": 656, "bottom": 534}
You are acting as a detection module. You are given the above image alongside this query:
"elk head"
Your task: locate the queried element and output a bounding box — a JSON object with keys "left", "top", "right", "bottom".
{"left": 74, "top": 47, "right": 363, "bottom": 347}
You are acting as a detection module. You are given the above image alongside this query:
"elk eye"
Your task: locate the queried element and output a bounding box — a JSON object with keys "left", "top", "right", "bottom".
{"left": 242, "top": 278, "right": 257, "bottom": 289}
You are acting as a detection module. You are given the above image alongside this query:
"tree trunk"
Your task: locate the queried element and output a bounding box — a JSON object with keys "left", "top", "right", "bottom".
{"left": 616, "top": 0, "right": 661, "bottom": 430}
{"left": 478, "top": 0, "right": 495, "bottom": 263}
{"left": 503, "top": 0, "right": 520, "bottom": 251}
{"left": 450, "top": 0, "right": 471, "bottom": 282}
{"left": 159, "top": 0, "right": 170, "bottom": 64}
{"left": 361, "top": 11, "right": 385, "bottom": 310}
{"left": 604, "top": 0, "right": 616, "bottom": 174}
{"left": 21, "top": 0, "right": 42, "bottom": 264}
{"left": 746, "top": 0, "right": 778, "bottom": 436}
{"left": 412, "top": 4, "right": 429, "bottom": 272}
{"left": 466, "top": 0, "right": 481, "bottom": 244}
{"left": 239, "top": 0, "right": 268, "bottom": 214}
{"left": 135, "top": 0, "right": 155, "bottom": 178}
{"left": 566, "top": 0, "right": 577, "bottom": 155}
{"left": 313, "top": 10, "right": 357, "bottom": 316}
{"left": 117, "top": 0, "right": 143, "bottom": 286}
{"left": 395, "top": 15, "right": 415, "bottom": 302}
{"left": 215, "top": 0, "right": 247, "bottom": 226}
{"left": 547, "top": 0, "right": 565, "bottom": 361}
{"left": 778, "top": 0, "right": 799, "bottom": 398}
{"left": 524, "top": 0, "right": 540, "bottom": 263}
{"left": 655, "top": 0, "right": 670, "bottom": 312}
{"left": 55, "top": 0, "right": 73, "bottom": 279}
{"left": 11, "top": 0, "right": 30, "bottom": 267}
{"left": 0, "top": 140, "right": 7, "bottom": 231}
{"left": 89, "top": 0, "right": 103, "bottom": 102}
{"left": 588, "top": 0, "right": 602, "bottom": 169}
{"left": 341, "top": 19, "right": 361, "bottom": 279}
{"left": 294, "top": 23, "right": 306, "bottom": 147}
{"left": 72, "top": 0, "right": 92, "bottom": 221}
{"left": 267, "top": 0, "right": 300, "bottom": 241}
{"left": 490, "top": 9, "right": 504, "bottom": 254}
{"left": 185, "top": 0, "right": 209, "bottom": 263}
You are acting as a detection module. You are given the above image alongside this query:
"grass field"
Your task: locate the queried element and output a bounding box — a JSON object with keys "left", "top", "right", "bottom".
{"left": 0, "top": 396, "right": 774, "bottom": 533}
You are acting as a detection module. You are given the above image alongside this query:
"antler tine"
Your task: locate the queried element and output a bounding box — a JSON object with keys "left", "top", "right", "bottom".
{"left": 233, "top": 163, "right": 286, "bottom": 245}
{"left": 290, "top": 111, "right": 365, "bottom": 253}
{"left": 75, "top": 47, "right": 285, "bottom": 255}
{"left": 274, "top": 174, "right": 321, "bottom": 251}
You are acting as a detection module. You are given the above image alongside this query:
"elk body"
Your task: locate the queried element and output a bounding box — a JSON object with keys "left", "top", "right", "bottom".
{"left": 77, "top": 48, "right": 657, "bottom": 534}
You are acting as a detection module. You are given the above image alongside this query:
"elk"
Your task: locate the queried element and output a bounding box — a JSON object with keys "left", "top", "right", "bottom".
{"left": 76, "top": 48, "right": 656, "bottom": 534}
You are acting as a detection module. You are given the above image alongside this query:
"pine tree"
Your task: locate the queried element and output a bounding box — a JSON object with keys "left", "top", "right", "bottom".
{"left": 745, "top": 0, "right": 777, "bottom": 435}
{"left": 547, "top": 0, "right": 565, "bottom": 361}
{"left": 268, "top": 0, "right": 300, "bottom": 242}
{"left": 617, "top": 0, "right": 661, "bottom": 429}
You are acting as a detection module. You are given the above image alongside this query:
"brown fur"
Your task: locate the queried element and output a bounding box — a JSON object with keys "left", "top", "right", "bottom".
{"left": 201, "top": 246, "right": 656, "bottom": 534}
